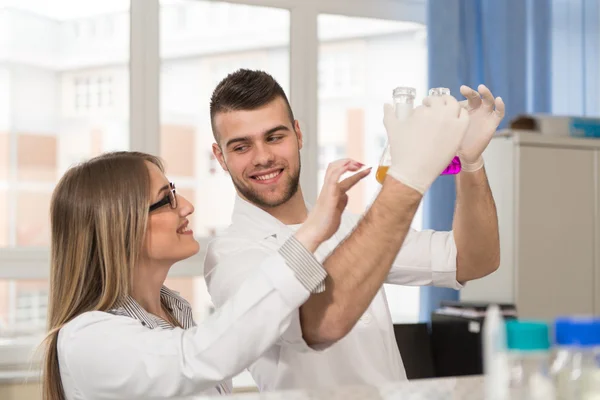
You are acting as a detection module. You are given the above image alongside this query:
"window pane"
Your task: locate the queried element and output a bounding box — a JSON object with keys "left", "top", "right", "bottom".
{"left": 0, "top": 279, "right": 49, "bottom": 336}
{"left": 159, "top": 0, "right": 290, "bottom": 238}
{"left": 17, "top": 191, "right": 52, "bottom": 246}
{"left": 0, "top": 0, "right": 131, "bottom": 248}
{"left": 317, "top": 14, "right": 427, "bottom": 323}
{"left": 0, "top": 190, "right": 7, "bottom": 246}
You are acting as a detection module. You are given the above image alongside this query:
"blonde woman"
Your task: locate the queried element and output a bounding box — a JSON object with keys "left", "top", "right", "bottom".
{"left": 43, "top": 151, "right": 369, "bottom": 399}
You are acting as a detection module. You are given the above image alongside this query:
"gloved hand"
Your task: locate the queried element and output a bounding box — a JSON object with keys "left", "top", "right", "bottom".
{"left": 456, "top": 84, "right": 505, "bottom": 172}
{"left": 383, "top": 95, "right": 470, "bottom": 194}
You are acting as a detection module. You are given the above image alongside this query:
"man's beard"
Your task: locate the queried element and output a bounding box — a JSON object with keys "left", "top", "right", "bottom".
{"left": 230, "top": 158, "right": 301, "bottom": 209}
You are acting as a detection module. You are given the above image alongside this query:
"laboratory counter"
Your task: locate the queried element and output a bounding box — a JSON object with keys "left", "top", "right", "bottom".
{"left": 0, "top": 373, "right": 483, "bottom": 399}
{"left": 204, "top": 375, "right": 483, "bottom": 400}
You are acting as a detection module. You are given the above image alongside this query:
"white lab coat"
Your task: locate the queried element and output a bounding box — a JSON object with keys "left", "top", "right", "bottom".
{"left": 58, "top": 253, "right": 321, "bottom": 400}
{"left": 204, "top": 196, "right": 462, "bottom": 391}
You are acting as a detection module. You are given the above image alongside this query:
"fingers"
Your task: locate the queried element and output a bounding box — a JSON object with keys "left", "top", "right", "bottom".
{"left": 338, "top": 167, "right": 372, "bottom": 193}
{"left": 324, "top": 159, "right": 363, "bottom": 188}
{"left": 460, "top": 85, "right": 482, "bottom": 110}
{"left": 461, "top": 84, "right": 504, "bottom": 117}
{"left": 322, "top": 159, "right": 351, "bottom": 192}
{"left": 494, "top": 96, "right": 505, "bottom": 121}
{"left": 462, "top": 86, "right": 482, "bottom": 110}
{"left": 478, "top": 84, "right": 495, "bottom": 110}
{"left": 459, "top": 85, "right": 473, "bottom": 96}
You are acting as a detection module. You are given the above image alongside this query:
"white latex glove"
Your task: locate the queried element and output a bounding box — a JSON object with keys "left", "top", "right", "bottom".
{"left": 383, "top": 95, "right": 470, "bottom": 194}
{"left": 457, "top": 84, "right": 505, "bottom": 172}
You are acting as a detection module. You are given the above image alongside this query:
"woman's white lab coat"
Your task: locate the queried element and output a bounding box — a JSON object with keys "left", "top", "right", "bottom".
{"left": 57, "top": 241, "right": 325, "bottom": 400}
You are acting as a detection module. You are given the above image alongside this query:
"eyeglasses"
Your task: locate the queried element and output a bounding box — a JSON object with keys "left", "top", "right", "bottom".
{"left": 149, "top": 182, "right": 177, "bottom": 212}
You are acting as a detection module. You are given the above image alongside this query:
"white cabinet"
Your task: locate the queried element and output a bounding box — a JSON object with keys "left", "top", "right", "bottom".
{"left": 460, "top": 131, "right": 600, "bottom": 319}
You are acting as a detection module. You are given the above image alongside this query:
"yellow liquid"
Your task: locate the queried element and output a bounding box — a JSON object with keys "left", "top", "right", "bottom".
{"left": 376, "top": 165, "right": 389, "bottom": 184}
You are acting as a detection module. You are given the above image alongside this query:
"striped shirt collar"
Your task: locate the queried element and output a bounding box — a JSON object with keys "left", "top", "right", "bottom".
{"left": 109, "top": 286, "right": 196, "bottom": 330}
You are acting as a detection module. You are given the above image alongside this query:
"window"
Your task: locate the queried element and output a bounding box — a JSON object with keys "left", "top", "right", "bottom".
{"left": 319, "top": 47, "right": 361, "bottom": 98}
{"left": 0, "top": 280, "right": 49, "bottom": 336}
{"left": 0, "top": 2, "right": 130, "bottom": 250}
{"left": 159, "top": 0, "right": 290, "bottom": 322}
{"left": 158, "top": 3, "right": 290, "bottom": 387}
{"left": 73, "top": 76, "right": 115, "bottom": 111}
{"left": 104, "top": 17, "right": 115, "bottom": 37}
{"left": 0, "top": 0, "right": 130, "bottom": 339}
{"left": 0, "top": 0, "right": 429, "bottom": 390}
{"left": 14, "top": 286, "right": 48, "bottom": 332}
{"left": 317, "top": 14, "right": 428, "bottom": 323}
{"left": 318, "top": 144, "right": 346, "bottom": 170}
{"left": 74, "top": 78, "right": 85, "bottom": 110}
{"left": 159, "top": 0, "right": 290, "bottom": 239}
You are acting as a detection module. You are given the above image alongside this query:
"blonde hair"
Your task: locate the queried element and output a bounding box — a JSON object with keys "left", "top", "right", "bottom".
{"left": 42, "top": 151, "right": 163, "bottom": 400}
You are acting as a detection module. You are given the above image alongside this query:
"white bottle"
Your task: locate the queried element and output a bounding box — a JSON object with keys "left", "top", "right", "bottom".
{"left": 505, "top": 320, "right": 555, "bottom": 400}
{"left": 483, "top": 304, "right": 509, "bottom": 400}
{"left": 552, "top": 317, "right": 600, "bottom": 400}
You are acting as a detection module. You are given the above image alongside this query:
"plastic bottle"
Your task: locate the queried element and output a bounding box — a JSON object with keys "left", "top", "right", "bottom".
{"left": 505, "top": 320, "right": 555, "bottom": 400}
{"left": 552, "top": 317, "right": 600, "bottom": 400}
{"left": 483, "top": 304, "right": 509, "bottom": 400}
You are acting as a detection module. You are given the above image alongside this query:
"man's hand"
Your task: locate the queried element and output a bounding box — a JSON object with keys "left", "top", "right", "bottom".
{"left": 456, "top": 84, "right": 505, "bottom": 172}
{"left": 384, "top": 96, "right": 470, "bottom": 194}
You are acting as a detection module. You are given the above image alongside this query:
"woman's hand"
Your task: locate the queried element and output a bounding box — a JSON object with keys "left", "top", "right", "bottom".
{"left": 294, "top": 159, "right": 371, "bottom": 252}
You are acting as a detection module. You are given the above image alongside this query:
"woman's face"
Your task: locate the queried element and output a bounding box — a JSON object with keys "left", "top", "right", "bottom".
{"left": 142, "top": 161, "right": 200, "bottom": 267}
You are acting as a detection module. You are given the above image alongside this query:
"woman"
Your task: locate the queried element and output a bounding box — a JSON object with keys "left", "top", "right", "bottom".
{"left": 43, "top": 151, "right": 369, "bottom": 399}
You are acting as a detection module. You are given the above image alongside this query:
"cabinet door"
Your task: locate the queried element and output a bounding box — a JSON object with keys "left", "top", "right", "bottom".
{"left": 461, "top": 137, "right": 516, "bottom": 303}
{"left": 517, "top": 146, "right": 595, "bottom": 319}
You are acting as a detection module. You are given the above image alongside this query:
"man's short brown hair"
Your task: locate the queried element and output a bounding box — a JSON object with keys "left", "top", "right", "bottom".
{"left": 209, "top": 69, "right": 295, "bottom": 142}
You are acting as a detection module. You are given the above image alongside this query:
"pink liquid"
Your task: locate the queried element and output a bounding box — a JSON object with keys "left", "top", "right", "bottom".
{"left": 441, "top": 156, "right": 461, "bottom": 175}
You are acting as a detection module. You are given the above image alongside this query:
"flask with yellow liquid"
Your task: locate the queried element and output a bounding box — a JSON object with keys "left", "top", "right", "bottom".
{"left": 376, "top": 86, "right": 416, "bottom": 184}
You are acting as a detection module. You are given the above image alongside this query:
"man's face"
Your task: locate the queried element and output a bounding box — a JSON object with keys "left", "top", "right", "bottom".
{"left": 212, "top": 97, "right": 302, "bottom": 209}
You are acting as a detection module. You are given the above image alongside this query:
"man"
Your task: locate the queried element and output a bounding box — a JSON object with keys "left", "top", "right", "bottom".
{"left": 204, "top": 69, "right": 504, "bottom": 391}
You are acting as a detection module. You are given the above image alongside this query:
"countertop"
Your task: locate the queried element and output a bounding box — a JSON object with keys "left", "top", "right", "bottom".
{"left": 203, "top": 376, "right": 483, "bottom": 400}
{"left": 0, "top": 372, "right": 484, "bottom": 399}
